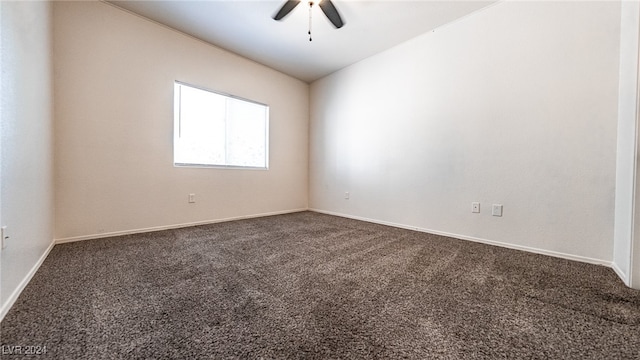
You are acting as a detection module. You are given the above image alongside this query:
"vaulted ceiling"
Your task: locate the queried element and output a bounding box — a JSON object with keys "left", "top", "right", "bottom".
{"left": 107, "top": 1, "right": 497, "bottom": 83}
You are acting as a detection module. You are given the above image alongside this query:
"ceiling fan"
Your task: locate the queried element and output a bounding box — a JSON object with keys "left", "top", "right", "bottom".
{"left": 273, "top": 0, "right": 345, "bottom": 40}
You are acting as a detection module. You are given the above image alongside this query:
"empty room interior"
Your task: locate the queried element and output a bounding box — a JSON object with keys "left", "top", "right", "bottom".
{"left": 3, "top": 0, "right": 640, "bottom": 357}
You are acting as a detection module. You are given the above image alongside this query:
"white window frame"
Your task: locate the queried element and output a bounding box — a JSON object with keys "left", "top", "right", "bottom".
{"left": 173, "top": 81, "right": 269, "bottom": 170}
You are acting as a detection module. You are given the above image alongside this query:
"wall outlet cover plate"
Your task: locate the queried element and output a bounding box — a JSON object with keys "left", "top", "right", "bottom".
{"left": 492, "top": 204, "right": 503, "bottom": 217}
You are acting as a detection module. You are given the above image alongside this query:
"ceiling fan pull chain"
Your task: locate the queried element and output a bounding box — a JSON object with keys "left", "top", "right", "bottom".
{"left": 308, "top": 1, "right": 313, "bottom": 41}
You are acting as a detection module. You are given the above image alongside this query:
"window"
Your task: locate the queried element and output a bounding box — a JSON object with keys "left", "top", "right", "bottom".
{"left": 174, "top": 82, "right": 269, "bottom": 169}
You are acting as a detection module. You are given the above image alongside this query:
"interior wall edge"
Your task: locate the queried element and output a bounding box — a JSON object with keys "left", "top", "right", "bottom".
{"left": 613, "top": 0, "right": 640, "bottom": 289}
{"left": 612, "top": 261, "right": 629, "bottom": 286}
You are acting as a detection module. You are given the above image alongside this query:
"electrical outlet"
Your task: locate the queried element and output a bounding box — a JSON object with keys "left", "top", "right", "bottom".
{"left": 188, "top": 193, "right": 196, "bottom": 203}
{"left": 492, "top": 204, "right": 503, "bottom": 217}
{"left": 344, "top": 192, "right": 350, "bottom": 200}
{"left": 472, "top": 202, "right": 480, "bottom": 213}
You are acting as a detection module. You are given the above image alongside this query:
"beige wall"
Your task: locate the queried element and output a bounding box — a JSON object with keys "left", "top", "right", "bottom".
{"left": 1, "top": 1, "right": 55, "bottom": 318}
{"left": 53, "top": 1, "right": 309, "bottom": 241}
{"left": 310, "top": 1, "right": 620, "bottom": 264}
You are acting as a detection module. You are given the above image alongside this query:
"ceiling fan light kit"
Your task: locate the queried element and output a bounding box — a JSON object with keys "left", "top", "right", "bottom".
{"left": 273, "top": 0, "right": 345, "bottom": 41}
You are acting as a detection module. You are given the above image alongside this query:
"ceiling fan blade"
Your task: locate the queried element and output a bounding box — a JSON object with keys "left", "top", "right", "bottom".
{"left": 318, "top": 0, "right": 344, "bottom": 28}
{"left": 273, "top": 0, "right": 301, "bottom": 21}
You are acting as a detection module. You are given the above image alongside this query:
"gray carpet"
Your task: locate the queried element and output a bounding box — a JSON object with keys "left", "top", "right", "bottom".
{"left": 2, "top": 211, "right": 640, "bottom": 359}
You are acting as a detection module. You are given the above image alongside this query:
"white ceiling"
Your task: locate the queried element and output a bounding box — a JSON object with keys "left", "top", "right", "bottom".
{"left": 107, "top": 0, "right": 497, "bottom": 83}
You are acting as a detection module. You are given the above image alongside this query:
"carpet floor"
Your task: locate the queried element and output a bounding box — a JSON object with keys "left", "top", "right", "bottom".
{"left": 2, "top": 211, "right": 640, "bottom": 359}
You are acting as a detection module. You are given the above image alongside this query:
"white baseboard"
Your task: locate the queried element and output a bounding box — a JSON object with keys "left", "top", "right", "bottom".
{"left": 2, "top": 207, "right": 618, "bottom": 323}
{"left": 1, "top": 209, "right": 308, "bottom": 321}
{"left": 309, "top": 208, "right": 613, "bottom": 268}
{"left": 55, "top": 208, "right": 309, "bottom": 244}
{"left": 0, "top": 239, "right": 55, "bottom": 322}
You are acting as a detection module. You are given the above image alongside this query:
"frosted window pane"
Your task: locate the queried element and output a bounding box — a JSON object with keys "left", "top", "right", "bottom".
{"left": 226, "top": 98, "right": 267, "bottom": 167}
{"left": 174, "top": 82, "right": 269, "bottom": 168}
